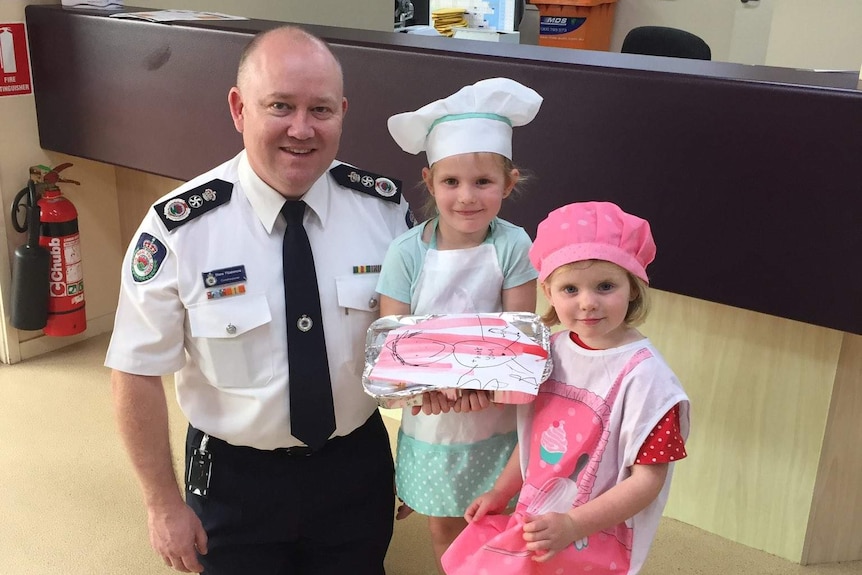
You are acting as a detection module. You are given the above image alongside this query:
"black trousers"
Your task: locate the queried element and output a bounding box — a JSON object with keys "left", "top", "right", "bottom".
{"left": 184, "top": 412, "right": 395, "bottom": 575}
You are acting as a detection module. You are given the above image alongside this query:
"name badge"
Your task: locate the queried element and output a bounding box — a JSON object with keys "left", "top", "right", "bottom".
{"left": 202, "top": 265, "right": 247, "bottom": 288}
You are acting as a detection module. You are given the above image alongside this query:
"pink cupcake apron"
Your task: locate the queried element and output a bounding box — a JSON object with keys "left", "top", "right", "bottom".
{"left": 442, "top": 348, "right": 654, "bottom": 575}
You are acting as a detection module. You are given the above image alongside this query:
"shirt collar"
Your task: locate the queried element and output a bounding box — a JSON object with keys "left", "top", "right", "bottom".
{"left": 428, "top": 216, "right": 498, "bottom": 249}
{"left": 238, "top": 151, "right": 334, "bottom": 233}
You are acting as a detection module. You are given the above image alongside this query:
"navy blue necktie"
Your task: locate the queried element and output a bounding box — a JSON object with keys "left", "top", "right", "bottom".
{"left": 281, "top": 200, "right": 336, "bottom": 450}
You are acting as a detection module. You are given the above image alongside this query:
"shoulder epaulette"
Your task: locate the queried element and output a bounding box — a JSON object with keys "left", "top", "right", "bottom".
{"left": 329, "top": 164, "right": 402, "bottom": 204}
{"left": 154, "top": 179, "right": 233, "bottom": 232}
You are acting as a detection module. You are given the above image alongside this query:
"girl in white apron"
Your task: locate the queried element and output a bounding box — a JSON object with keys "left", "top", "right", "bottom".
{"left": 378, "top": 78, "right": 543, "bottom": 573}
{"left": 442, "top": 202, "right": 690, "bottom": 575}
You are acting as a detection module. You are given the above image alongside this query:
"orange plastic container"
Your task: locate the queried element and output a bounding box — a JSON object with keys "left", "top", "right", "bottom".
{"left": 531, "top": 0, "right": 618, "bottom": 51}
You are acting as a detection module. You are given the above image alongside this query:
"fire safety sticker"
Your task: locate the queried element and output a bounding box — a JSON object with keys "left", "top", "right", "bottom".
{"left": 0, "top": 23, "right": 32, "bottom": 97}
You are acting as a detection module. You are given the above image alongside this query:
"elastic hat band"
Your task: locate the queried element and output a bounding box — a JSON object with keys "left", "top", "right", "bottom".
{"left": 428, "top": 112, "right": 512, "bottom": 134}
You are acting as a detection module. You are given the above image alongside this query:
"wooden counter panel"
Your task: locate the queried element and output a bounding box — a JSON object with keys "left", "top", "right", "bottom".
{"left": 115, "top": 168, "right": 182, "bottom": 249}
{"left": 535, "top": 287, "right": 847, "bottom": 561}
{"left": 640, "top": 290, "right": 842, "bottom": 562}
{"left": 803, "top": 333, "right": 862, "bottom": 564}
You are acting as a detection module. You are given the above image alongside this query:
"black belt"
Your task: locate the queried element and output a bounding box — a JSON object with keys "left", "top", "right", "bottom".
{"left": 202, "top": 434, "right": 343, "bottom": 457}
{"left": 283, "top": 446, "right": 313, "bottom": 456}
{"left": 194, "top": 412, "right": 378, "bottom": 457}
{"left": 277, "top": 427, "right": 355, "bottom": 456}
{"left": 280, "top": 444, "right": 325, "bottom": 457}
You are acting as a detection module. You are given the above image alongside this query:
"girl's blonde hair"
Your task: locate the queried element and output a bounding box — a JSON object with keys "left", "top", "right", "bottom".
{"left": 418, "top": 153, "right": 527, "bottom": 219}
{"left": 540, "top": 262, "right": 651, "bottom": 328}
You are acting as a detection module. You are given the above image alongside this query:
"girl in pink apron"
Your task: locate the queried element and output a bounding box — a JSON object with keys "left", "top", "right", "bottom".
{"left": 442, "top": 202, "right": 690, "bottom": 575}
{"left": 377, "top": 78, "right": 543, "bottom": 573}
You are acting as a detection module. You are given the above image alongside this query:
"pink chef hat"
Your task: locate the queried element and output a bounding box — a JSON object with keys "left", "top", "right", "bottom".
{"left": 529, "top": 202, "right": 656, "bottom": 283}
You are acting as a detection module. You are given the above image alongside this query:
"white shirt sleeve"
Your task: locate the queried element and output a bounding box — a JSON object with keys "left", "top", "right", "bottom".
{"left": 104, "top": 215, "right": 187, "bottom": 376}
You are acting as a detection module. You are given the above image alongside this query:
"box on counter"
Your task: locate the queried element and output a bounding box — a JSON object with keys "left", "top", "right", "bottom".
{"left": 430, "top": 0, "right": 518, "bottom": 32}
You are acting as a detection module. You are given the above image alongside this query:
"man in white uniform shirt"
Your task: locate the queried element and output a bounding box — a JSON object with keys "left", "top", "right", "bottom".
{"left": 106, "top": 26, "right": 410, "bottom": 574}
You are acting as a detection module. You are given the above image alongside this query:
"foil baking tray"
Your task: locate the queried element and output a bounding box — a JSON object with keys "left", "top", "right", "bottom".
{"left": 363, "top": 312, "right": 552, "bottom": 409}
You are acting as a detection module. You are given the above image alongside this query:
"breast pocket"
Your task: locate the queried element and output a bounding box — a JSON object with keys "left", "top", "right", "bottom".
{"left": 187, "top": 295, "right": 274, "bottom": 388}
{"left": 334, "top": 274, "right": 382, "bottom": 374}
{"left": 335, "top": 274, "right": 381, "bottom": 315}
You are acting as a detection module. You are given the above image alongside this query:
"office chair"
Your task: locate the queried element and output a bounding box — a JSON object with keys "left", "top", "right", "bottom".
{"left": 621, "top": 26, "right": 711, "bottom": 60}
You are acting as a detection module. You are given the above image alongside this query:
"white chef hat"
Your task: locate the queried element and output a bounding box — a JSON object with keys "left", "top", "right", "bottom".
{"left": 387, "top": 77, "right": 543, "bottom": 166}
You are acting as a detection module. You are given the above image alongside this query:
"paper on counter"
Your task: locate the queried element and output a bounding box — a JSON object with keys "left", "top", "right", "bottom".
{"left": 62, "top": 1, "right": 123, "bottom": 8}
{"left": 109, "top": 10, "right": 248, "bottom": 23}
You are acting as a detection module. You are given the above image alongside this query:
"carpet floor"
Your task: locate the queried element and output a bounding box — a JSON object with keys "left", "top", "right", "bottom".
{"left": 1, "top": 335, "right": 858, "bottom": 574}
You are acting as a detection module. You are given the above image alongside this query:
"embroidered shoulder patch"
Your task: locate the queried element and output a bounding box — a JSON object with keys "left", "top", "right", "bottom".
{"left": 131, "top": 233, "right": 167, "bottom": 283}
{"left": 154, "top": 179, "right": 233, "bottom": 232}
{"left": 329, "top": 164, "right": 402, "bottom": 204}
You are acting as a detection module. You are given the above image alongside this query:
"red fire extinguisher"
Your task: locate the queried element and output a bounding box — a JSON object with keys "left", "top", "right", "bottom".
{"left": 10, "top": 163, "right": 87, "bottom": 336}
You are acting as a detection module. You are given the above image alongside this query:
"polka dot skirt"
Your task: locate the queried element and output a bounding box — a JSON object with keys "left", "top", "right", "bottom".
{"left": 395, "top": 429, "right": 517, "bottom": 517}
{"left": 636, "top": 404, "right": 687, "bottom": 464}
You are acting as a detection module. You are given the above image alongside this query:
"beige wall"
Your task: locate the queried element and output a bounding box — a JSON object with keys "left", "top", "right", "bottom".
{"left": 0, "top": 1, "right": 45, "bottom": 361}
{"left": 0, "top": 0, "right": 124, "bottom": 363}
{"left": 610, "top": 0, "right": 862, "bottom": 72}
{"left": 766, "top": 0, "right": 862, "bottom": 70}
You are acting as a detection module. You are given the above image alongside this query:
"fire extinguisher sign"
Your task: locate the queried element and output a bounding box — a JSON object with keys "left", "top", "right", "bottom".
{"left": 0, "top": 23, "right": 32, "bottom": 97}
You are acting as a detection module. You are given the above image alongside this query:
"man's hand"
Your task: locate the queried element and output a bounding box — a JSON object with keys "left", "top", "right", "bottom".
{"left": 147, "top": 502, "right": 208, "bottom": 573}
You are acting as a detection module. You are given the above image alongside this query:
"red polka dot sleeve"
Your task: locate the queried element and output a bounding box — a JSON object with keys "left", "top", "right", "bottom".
{"left": 635, "top": 404, "right": 687, "bottom": 465}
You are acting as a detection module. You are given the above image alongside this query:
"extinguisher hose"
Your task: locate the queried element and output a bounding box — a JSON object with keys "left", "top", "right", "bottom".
{"left": 10, "top": 181, "right": 41, "bottom": 238}
{"left": 26, "top": 180, "right": 40, "bottom": 248}
{"left": 11, "top": 185, "right": 30, "bottom": 234}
